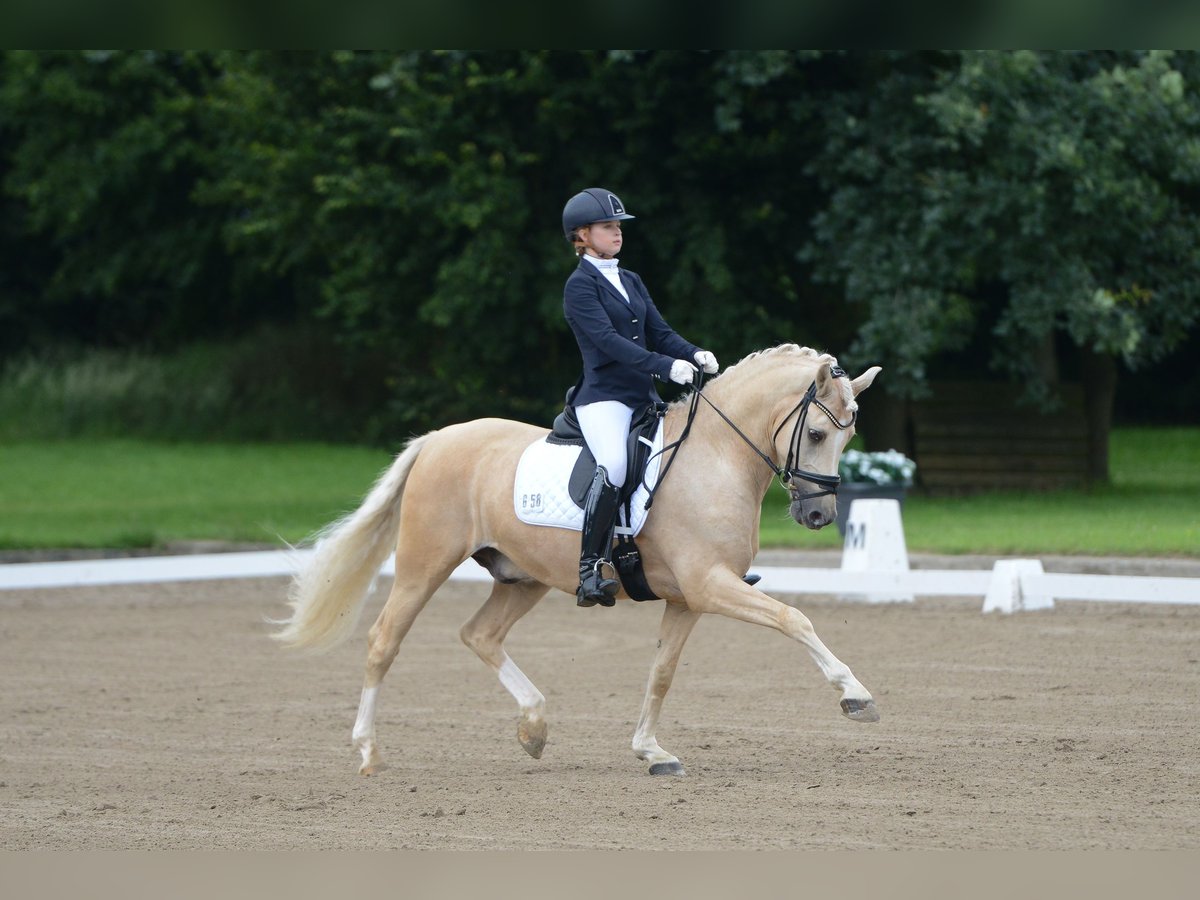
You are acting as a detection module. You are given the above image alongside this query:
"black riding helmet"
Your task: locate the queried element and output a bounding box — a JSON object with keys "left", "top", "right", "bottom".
{"left": 562, "top": 187, "right": 635, "bottom": 239}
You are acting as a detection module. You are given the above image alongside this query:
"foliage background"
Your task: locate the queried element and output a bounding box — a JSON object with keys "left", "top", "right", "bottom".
{"left": 2, "top": 51, "right": 1198, "bottom": 450}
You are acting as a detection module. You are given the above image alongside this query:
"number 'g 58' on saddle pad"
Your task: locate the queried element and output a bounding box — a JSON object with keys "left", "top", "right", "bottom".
{"left": 512, "top": 423, "right": 663, "bottom": 535}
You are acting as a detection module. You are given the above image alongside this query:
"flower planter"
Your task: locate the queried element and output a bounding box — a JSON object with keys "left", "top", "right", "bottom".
{"left": 835, "top": 483, "right": 908, "bottom": 536}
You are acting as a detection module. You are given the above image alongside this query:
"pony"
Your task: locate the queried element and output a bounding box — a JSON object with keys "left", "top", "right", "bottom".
{"left": 274, "top": 345, "right": 881, "bottom": 776}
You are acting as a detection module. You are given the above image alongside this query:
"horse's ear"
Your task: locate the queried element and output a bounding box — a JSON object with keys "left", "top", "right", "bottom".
{"left": 850, "top": 366, "right": 882, "bottom": 397}
{"left": 815, "top": 361, "right": 836, "bottom": 394}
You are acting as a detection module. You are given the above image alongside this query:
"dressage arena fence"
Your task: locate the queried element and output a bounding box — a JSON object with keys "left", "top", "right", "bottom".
{"left": 2, "top": 501, "right": 1196, "bottom": 613}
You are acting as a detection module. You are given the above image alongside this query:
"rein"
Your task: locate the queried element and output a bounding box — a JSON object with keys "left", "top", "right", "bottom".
{"left": 643, "top": 368, "right": 855, "bottom": 508}
{"left": 641, "top": 375, "right": 704, "bottom": 510}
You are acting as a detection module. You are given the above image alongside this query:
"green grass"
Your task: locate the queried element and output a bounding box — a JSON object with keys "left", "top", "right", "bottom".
{"left": 0, "top": 440, "right": 391, "bottom": 549}
{"left": 0, "top": 428, "right": 1196, "bottom": 556}
{"left": 760, "top": 427, "right": 1199, "bottom": 556}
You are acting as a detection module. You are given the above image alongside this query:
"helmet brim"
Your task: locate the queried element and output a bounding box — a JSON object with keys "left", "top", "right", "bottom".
{"left": 584, "top": 213, "right": 635, "bottom": 225}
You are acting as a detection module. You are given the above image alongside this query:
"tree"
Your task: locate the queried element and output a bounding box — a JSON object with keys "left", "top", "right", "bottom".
{"left": 0, "top": 51, "right": 257, "bottom": 348}
{"left": 8, "top": 51, "right": 1195, "bottom": 453}
{"left": 194, "top": 50, "right": 842, "bottom": 435}
{"left": 807, "top": 51, "right": 1200, "bottom": 480}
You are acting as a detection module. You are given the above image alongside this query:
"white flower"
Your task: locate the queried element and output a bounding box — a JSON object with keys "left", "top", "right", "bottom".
{"left": 838, "top": 448, "right": 916, "bottom": 486}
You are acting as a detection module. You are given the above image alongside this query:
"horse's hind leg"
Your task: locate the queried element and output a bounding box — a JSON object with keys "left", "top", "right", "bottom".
{"left": 632, "top": 600, "right": 701, "bottom": 776}
{"left": 352, "top": 554, "right": 463, "bottom": 775}
{"left": 459, "top": 578, "right": 552, "bottom": 759}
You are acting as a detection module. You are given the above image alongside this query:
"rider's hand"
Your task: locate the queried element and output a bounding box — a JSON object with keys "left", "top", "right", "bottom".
{"left": 694, "top": 350, "right": 719, "bottom": 374}
{"left": 669, "top": 359, "right": 698, "bottom": 385}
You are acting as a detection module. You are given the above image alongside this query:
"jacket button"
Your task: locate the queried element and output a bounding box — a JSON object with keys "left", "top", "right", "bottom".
{"left": 632, "top": 335, "right": 639, "bottom": 341}
{"left": 631, "top": 318, "right": 638, "bottom": 323}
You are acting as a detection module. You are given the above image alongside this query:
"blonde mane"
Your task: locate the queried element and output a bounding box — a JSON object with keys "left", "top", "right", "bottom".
{"left": 699, "top": 344, "right": 857, "bottom": 411}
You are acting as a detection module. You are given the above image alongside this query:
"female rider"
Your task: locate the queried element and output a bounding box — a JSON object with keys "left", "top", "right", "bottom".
{"left": 561, "top": 187, "right": 719, "bottom": 608}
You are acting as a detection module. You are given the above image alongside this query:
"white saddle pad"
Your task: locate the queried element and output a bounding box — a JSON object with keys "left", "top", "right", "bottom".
{"left": 513, "top": 423, "right": 664, "bottom": 535}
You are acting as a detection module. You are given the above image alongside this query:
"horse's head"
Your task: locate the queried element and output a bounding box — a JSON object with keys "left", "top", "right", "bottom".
{"left": 770, "top": 353, "right": 881, "bottom": 530}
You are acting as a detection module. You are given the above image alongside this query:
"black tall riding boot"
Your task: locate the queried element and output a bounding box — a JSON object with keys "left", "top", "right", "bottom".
{"left": 577, "top": 466, "right": 621, "bottom": 608}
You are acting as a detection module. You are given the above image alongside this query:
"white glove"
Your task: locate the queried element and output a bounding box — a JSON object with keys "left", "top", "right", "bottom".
{"left": 694, "top": 350, "right": 719, "bottom": 374}
{"left": 669, "top": 359, "right": 698, "bottom": 384}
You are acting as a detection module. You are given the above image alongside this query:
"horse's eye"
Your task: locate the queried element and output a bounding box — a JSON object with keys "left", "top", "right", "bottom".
{"left": 808, "top": 429, "right": 824, "bottom": 443}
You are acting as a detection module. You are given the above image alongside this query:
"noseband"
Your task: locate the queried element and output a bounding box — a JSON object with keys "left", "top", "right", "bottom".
{"left": 693, "top": 368, "right": 856, "bottom": 502}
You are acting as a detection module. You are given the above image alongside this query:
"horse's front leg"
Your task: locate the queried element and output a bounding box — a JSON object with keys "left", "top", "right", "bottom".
{"left": 632, "top": 600, "right": 701, "bottom": 776}
{"left": 692, "top": 568, "right": 879, "bottom": 723}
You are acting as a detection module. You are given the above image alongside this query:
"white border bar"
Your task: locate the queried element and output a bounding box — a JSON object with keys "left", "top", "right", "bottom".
{"left": 0, "top": 550, "right": 491, "bottom": 591}
{"left": 2, "top": 552, "right": 1198, "bottom": 608}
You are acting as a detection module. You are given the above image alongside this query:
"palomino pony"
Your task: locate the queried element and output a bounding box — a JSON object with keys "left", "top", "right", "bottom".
{"left": 274, "top": 345, "right": 882, "bottom": 776}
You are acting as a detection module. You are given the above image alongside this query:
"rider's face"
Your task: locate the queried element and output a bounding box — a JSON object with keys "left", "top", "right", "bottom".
{"left": 581, "top": 220, "right": 624, "bottom": 259}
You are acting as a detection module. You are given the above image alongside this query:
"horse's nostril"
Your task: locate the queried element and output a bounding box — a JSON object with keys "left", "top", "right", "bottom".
{"left": 807, "top": 509, "right": 825, "bottom": 526}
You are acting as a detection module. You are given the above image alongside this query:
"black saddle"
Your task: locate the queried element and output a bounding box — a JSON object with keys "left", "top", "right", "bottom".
{"left": 547, "top": 392, "right": 666, "bottom": 508}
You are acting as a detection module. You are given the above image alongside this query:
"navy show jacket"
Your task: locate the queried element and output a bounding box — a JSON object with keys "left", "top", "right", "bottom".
{"left": 563, "top": 259, "right": 701, "bottom": 408}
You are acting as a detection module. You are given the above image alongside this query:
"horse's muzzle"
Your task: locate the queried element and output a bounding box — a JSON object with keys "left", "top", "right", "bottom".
{"left": 790, "top": 498, "right": 834, "bottom": 530}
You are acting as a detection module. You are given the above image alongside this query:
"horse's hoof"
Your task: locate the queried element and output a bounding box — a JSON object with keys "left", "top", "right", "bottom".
{"left": 840, "top": 698, "right": 880, "bottom": 723}
{"left": 356, "top": 741, "right": 388, "bottom": 775}
{"left": 518, "top": 716, "right": 547, "bottom": 759}
{"left": 649, "top": 761, "right": 686, "bottom": 777}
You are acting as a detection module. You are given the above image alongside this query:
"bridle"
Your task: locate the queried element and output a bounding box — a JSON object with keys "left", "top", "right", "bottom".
{"left": 699, "top": 368, "right": 856, "bottom": 501}
{"left": 644, "top": 367, "right": 856, "bottom": 509}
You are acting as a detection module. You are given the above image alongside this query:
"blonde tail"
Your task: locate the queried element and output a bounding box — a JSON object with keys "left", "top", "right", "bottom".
{"left": 273, "top": 432, "right": 433, "bottom": 651}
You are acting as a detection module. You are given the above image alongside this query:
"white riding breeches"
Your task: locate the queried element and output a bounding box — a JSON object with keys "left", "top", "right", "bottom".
{"left": 575, "top": 400, "right": 635, "bottom": 487}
